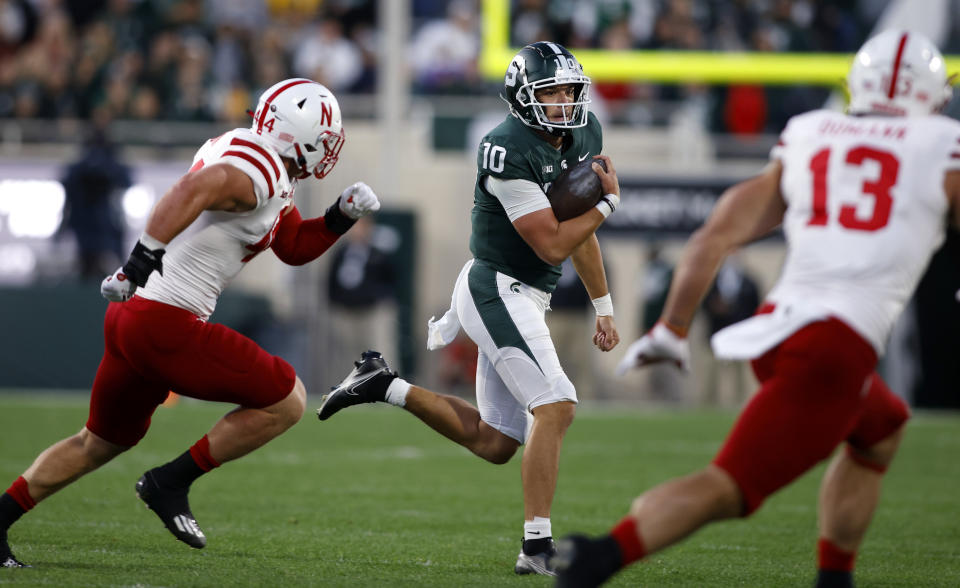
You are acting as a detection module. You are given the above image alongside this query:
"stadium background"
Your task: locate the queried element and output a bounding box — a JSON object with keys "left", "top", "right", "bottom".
{"left": 0, "top": 0, "right": 958, "bottom": 410}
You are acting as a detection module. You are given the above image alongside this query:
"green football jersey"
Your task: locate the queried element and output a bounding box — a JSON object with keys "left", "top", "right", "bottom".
{"left": 470, "top": 112, "right": 603, "bottom": 292}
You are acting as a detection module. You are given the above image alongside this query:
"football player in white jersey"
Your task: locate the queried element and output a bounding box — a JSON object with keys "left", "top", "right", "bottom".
{"left": 0, "top": 79, "right": 380, "bottom": 567}
{"left": 553, "top": 31, "right": 960, "bottom": 588}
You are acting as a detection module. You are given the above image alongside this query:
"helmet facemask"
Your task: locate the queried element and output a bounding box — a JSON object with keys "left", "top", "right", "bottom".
{"left": 294, "top": 127, "right": 345, "bottom": 179}
{"left": 503, "top": 42, "right": 592, "bottom": 137}
{"left": 516, "top": 78, "right": 591, "bottom": 136}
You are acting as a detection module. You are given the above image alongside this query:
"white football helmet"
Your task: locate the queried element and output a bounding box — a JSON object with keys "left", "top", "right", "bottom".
{"left": 251, "top": 78, "right": 344, "bottom": 179}
{"left": 847, "top": 30, "right": 953, "bottom": 117}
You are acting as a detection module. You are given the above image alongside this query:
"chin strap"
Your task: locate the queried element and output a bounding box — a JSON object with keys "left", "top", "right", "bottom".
{"left": 293, "top": 144, "right": 310, "bottom": 178}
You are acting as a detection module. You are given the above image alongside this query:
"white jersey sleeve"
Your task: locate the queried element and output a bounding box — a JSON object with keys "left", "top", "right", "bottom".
{"left": 138, "top": 128, "right": 296, "bottom": 319}
{"left": 484, "top": 176, "right": 551, "bottom": 222}
{"left": 193, "top": 129, "right": 288, "bottom": 207}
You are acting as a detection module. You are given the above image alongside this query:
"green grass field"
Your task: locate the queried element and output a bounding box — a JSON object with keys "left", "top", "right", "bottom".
{"left": 0, "top": 392, "right": 958, "bottom": 587}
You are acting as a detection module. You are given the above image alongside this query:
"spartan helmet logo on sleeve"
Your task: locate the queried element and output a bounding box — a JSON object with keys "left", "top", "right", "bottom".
{"left": 846, "top": 30, "right": 953, "bottom": 117}
{"left": 501, "top": 42, "right": 592, "bottom": 136}
{"left": 251, "top": 78, "right": 346, "bottom": 179}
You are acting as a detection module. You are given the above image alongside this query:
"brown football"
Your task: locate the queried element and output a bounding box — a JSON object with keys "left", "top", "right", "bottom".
{"left": 546, "top": 158, "right": 606, "bottom": 221}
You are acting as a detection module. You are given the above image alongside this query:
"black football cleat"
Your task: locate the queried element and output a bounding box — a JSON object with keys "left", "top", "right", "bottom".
{"left": 515, "top": 538, "right": 558, "bottom": 576}
{"left": 316, "top": 350, "right": 397, "bottom": 421}
{"left": 0, "top": 536, "right": 30, "bottom": 568}
{"left": 135, "top": 470, "right": 206, "bottom": 549}
{"left": 815, "top": 570, "right": 855, "bottom": 588}
{"left": 553, "top": 534, "right": 623, "bottom": 588}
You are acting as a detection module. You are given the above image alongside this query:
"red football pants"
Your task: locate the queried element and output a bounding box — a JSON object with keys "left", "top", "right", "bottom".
{"left": 713, "top": 317, "right": 909, "bottom": 515}
{"left": 86, "top": 296, "right": 296, "bottom": 447}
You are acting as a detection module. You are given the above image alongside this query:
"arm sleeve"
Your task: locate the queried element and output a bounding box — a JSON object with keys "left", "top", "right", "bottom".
{"left": 270, "top": 205, "right": 342, "bottom": 266}
{"left": 485, "top": 176, "right": 551, "bottom": 222}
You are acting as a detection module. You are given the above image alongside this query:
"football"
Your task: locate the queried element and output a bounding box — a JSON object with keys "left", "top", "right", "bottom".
{"left": 546, "top": 158, "right": 607, "bottom": 221}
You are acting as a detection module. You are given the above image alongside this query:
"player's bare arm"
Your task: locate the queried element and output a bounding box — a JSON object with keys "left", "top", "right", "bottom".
{"left": 614, "top": 160, "right": 784, "bottom": 372}
{"left": 512, "top": 209, "right": 603, "bottom": 265}
{"left": 945, "top": 169, "right": 960, "bottom": 227}
{"left": 660, "top": 161, "right": 786, "bottom": 333}
{"left": 571, "top": 235, "right": 619, "bottom": 351}
{"left": 571, "top": 235, "right": 608, "bottom": 300}
{"left": 145, "top": 163, "right": 258, "bottom": 244}
{"left": 512, "top": 155, "right": 620, "bottom": 266}
{"left": 101, "top": 163, "right": 260, "bottom": 303}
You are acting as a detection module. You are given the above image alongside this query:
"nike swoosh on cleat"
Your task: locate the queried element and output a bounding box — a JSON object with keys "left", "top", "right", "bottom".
{"left": 334, "top": 369, "right": 387, "bottom": 397}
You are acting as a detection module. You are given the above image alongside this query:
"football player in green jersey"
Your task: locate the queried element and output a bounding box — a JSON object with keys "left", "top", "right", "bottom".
{"left": 318, "top": 42, "right": 621, "bottom": 576}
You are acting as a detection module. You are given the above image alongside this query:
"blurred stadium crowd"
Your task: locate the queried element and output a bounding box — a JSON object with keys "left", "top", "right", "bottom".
{"left": 0, "top": 0, "right": 378, "bottom": 124}
{"left": 1, "top": 0, "right": 946, "bottom": 134}
{"left": 513, "top": 0, "right": 897, "bottom": 132}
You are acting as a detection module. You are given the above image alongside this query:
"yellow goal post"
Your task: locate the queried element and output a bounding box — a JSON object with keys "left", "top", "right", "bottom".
{"left": 479, "top": 0, "right": 960, "bottom": 86}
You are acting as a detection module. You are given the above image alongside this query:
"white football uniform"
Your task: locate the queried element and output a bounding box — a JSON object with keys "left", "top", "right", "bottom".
{"left": 138, "top": 128, "right": 295, "bottom": 319}
{"left": 715, "top": 110, "right": 960, "bottom": 359}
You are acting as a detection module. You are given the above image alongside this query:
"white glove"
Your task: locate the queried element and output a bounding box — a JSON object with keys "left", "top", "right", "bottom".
{"left": 338, "top": 181, "right": 381, "bottom": 220}
{"left": 101, "top": 268, "right": 138, "bottom": 302}
{"left": 615, "top": 322, "right": 690, "bottom": 376}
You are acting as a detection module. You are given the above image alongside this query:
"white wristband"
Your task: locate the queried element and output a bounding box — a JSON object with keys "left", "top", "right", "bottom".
{"left": 594, "top": 199, "right": 614, "bottom": 218}
{"left": 140, "top": 232, "right": 168, "bottom": 251}
{"left": 591, "top": 293, "right": 613, "bottom": 316}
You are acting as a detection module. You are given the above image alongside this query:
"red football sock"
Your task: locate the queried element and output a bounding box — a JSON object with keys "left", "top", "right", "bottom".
{"left": 818, "top": 538, "right": 856, "bottom": 572}
{"left": 610, "top": 516, "right": 646, "bottom": 565}
{"left": 5, "top": 476, "right": 36, "bottom": 511}
{"left": 188, "top": 435, "right": 221, "bottom": 472}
